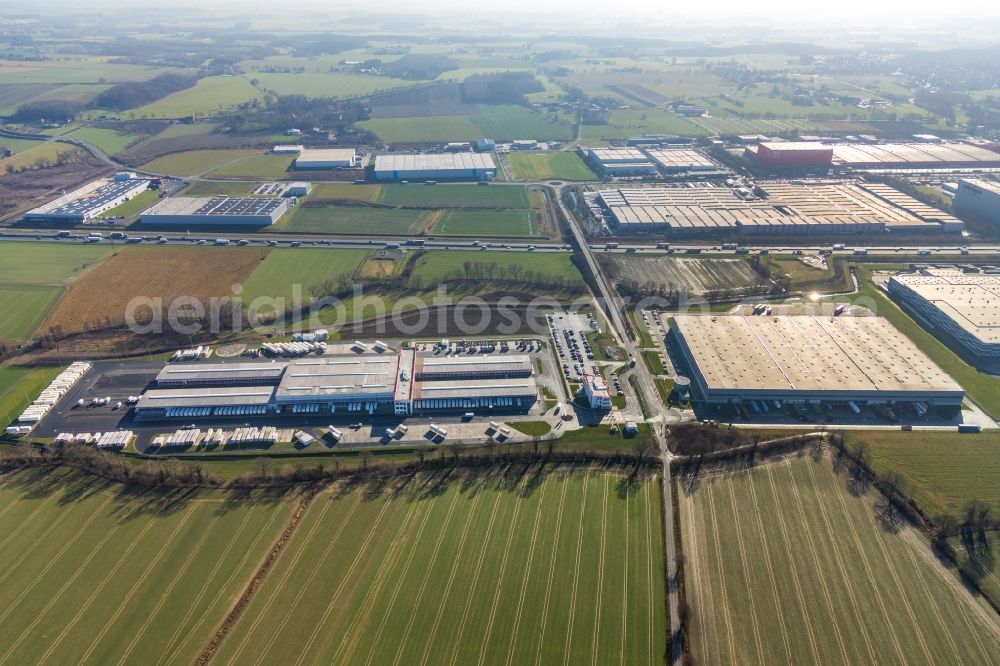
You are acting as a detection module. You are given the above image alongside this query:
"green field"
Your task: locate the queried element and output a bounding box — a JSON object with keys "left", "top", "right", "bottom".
{"left": 130, "top": 75, "right": 261, "bottom": 118}
{"left": 312, "top": 183, "right": 383, "bottom": 202}
{"left": 240, "top": 248, "right": 371, "bottom": 303}
{"left": 0, "top": 243, "right": 111, "bottom": 342}
{"left": 250, "top": 72, "right": 419, "bottom": 98}
{"left": 283, "top": 205, "right": 429, "bottom": 235}
{"left": 508, "top": 152, "right": 597, "bottom": 181}
{"left": 206, "top": 154, "right": 294, "bottom": 179}
{"left": 359, "top": 105, "right": 573, "bottom": 143}
{"left": 58, "top": 126, "right": 140, "bottom": 155}
{"left": 847, "top": 430, "right": 1000, "bottom": 518}
{"left": 580, "top": 109, "right": 708, "bottom": 140}
{"left": 141, "top": 148, "right": 262, "bottom": 176}
{"left": 433, "top": 209, "right": 538, "bottom": 237}
{"left": 0, "top": 365, "right": 63, "bottom": 424}
{"left": 411, "top": 249, "right": 583, "bottom": 286}
{"left": 681, "top": 455, "right": 1000, "bottom": 666}
{"left": 378, "top": 183, "right": 529, "bottom": 208}
{"left": 0, "top": 468, "right": 295, "bottom": 665}
{"left": 0, "top": 141, "right": 85, "bottom": 172}
{"left": 214, "top": 469, "right": 664, "bottom": 665}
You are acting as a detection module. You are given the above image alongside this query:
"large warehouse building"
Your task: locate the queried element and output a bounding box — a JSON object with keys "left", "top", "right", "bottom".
{"left": 752, "top": 142, "right": 834, "bottom": 168}
{"left": 586, "top": 148, "right": 658, "bottom": 176}
{"left": 954, "top": 178, "right": 1000, "bottom": 221}
{"left": 597, "top": 181, "right": 962, "bottom": 234}
{"left": 140, "top": 196, "right": 289, "bottom": 226}
{"left": 888, "top": 269, "right": 1000, "bottom": 373}
{"left": 644, "top": 148, "right": 720, "bottom": 174}
{"left": 749, "top": 141, "right": 1000, "bottom": 170}
{"left": 25, "top": 173, "right": 149, "bottom": 223}
{"left": 134, "top": 350, "right": 537, "bottom": 420}
{"left": 293, "top": 148, "right": 359, "bottom": 169}
{"left": 373, "top": 153, "right": 497, "bottom": 181}
{"left": 669, "top": 314, "right": 964, "bottom": 409}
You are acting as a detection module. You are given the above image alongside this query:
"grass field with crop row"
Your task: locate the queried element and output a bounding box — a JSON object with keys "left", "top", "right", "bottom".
{"left": 206, "top": 154, "right": 294, "bottom": 179}
{"left": 377, "top": 183, "right": 529, "bottom": 208}
{"left": 282, "top": 205, "right": 430, "bottom": 235}
{"left": 58, "top": 126, "right": 140, "bottom": 155}
{"left": 681, "top": 455, "right": 1000, "bottom": 666}
{"left": 240, "top": 248, "right": 371, "bottom": 304}
{"left": 508, "top": 151, "right": 597, "bottom": 181}
{"left": 432, "top": 208, "right": 539, "bottom": 237}
{"left": 580, "top": 109, "right": 708, "bottom": 140}
{"left": 0, "top": 243, "right": 112, "bottom": 342}
{"left": 131, "top": 75, "right": 261, "bottom": 118}
{"left": 847, "top": 430, "right": 1000, "bottom": 517}
{"left": 0, "top": 141, "right": 86, "bottom": 172}
{"left": 410, "top": 249, "right": 583, "bottom": 286}
{"left": 359, "top": 104, "right": 573, "bottom": 143}
{"left": 215, "top": 469, "right": 665, "bottom": 665}
{"left": 0, "top": 468, "right": 295, "bottom": 666}
{"left": 141, "top": 148, "right": 262, "bottom": 176}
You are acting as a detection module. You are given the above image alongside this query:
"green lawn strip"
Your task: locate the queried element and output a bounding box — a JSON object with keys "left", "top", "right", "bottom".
{"left": 0, "top": 365, "right": 64, "bottom": 425}
{"left": 99, "top": 188, "right": 161, "bottom": 219}
{"left": 312, "top": 183, "right": 383, "bottom": 202}
{"left": 642, "top": 350, "right": 665, "bottom": 376}
{"left": 631, "top": 310, "right": 655, "bottom": 348}
{"left": 506, "top": 420, "right": 552, "bottom": 437}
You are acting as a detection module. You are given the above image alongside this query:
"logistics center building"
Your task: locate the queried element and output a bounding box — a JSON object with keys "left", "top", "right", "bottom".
{"left": 888, "top": 269, "right": 1000, "bottom": 372}
{"left": 134, "top": 350, "right": 537, "bottom": 420}
{"left": 669, "top": 314, "right": 964, "bottom": 408}
{"left": 748, "top": 141, "right": 1000, "bottom": 170}
{"left": 597, "top": 181, "right": 962, "bottom": 234}
{"left": 25, "top": 174, "right": 149, "bottom": 223}
{"left": 373, "top": 153, "right": 497, "bottom": 181}
{"left": 954, "top": 178, "right": 1000, "bottom": 220}
{"left": 139, "top": 196, "right": 289, "bottom": 226}
{"left": 293, "top": 148, "right": 359, "bottom": 169}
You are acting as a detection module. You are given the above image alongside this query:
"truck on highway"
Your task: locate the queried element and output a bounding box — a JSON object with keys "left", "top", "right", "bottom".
{"left": 853, "top": 248, "right": 868, "bottom": 255}
{"left": 214, "top": 238, "right": 230, "bottom": 245}
{"left": 656, "top": 242, "right": 670, "bottom": 249}
{"left": 86, "top": 234, "right": 103, "bottom": 243}
{"left": 406, "top": 239, "right": 426, "bottom": 246}
{"left": 604, "top": 242, "right": 619, "bottom": 250}
{"left": 721, "top": 242, "right": 738, "bottom": 250}
{"left": 918, "top": 248, "right": 932, "bottom": 256}
{"left": 832, "top": 243, "right": 846, "bottom": 251}
{"left": 110, "top": 231, "right": 127, "bottom": 240}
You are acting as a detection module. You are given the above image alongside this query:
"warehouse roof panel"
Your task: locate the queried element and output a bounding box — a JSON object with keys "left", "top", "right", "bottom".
{"left": 890, "top": 271, "right": 1000, "bottom": 344}
{"left": 673, "top": 314, "right": 962, "bottom": 394}
{"left": 374, "top": 153, "right": 496, "bottom": 172}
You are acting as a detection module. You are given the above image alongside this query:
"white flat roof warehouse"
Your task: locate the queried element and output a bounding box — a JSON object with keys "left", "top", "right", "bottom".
{"left": 889, "top": 271, "right": 1000, "bottom": 344}
{"left": 673, "top": 314, "right": 962, "bottom": 395}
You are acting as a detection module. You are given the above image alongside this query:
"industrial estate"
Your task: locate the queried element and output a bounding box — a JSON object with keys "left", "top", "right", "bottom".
{"left": 1, "top": 6, "right": 1000, "bottom": 666}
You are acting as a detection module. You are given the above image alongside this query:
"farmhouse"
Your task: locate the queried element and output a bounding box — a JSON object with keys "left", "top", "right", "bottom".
{"left": 669, "top": 314, "right": 964, "bottom": 409}
{"left": 140, "top": 196, "right": 288, "bottom": 226}
{"left": 293, "top": 148, "right": 359, "bottom": 169}
{"left": 373, "top": 153, "right": 497, "bottom": 181}
{"left": 597, "top": 181, "right": 962, "bottom": 235}
{"left": 888, "top": 268, "right": 1000, "bottom": 372}
{"left": 24, "top": 173, "right": 149, "bottom": 223}
{"left": 134, "top": 350, "right": 538, "bottom": 420}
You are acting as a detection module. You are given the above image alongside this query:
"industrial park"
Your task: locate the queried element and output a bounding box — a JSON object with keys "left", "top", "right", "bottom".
{"left": 1, "top": 6, "right": 1000, "bottom": 666}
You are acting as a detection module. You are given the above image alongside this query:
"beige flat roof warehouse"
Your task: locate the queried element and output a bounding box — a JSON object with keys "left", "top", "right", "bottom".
{"left": 672, "top": 314, "right": 963, "bottom": 401}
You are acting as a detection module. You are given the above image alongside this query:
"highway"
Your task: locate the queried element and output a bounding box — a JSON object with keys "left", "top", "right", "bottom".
{"left": 2, "top": 227, "right": 999, "bottom": 260}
